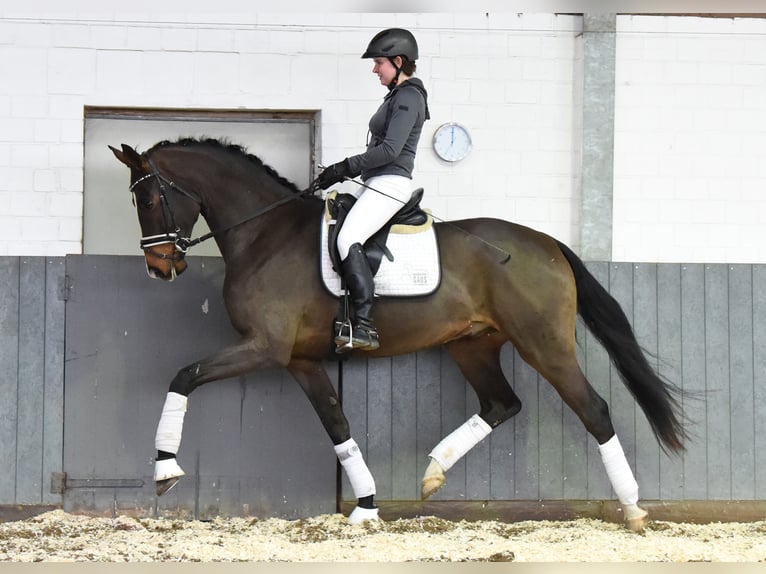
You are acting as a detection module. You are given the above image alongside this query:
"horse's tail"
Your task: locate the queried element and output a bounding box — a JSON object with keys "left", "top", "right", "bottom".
{"left": 555, "top": 240, "right": 687, "bottom": 454}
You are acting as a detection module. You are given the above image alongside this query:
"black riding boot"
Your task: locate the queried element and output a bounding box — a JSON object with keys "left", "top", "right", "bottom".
{"left": 335, "top": 243, "right": 380, "bottom": 351}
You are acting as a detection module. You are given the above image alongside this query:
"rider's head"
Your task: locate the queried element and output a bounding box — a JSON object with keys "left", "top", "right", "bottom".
{"left": 362, "top": 28, "right": 418, "bottom": 90}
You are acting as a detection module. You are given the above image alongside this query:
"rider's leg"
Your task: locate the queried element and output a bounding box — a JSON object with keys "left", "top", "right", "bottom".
{"left": 335, "top": 175, "right": 413, "bottom": 350}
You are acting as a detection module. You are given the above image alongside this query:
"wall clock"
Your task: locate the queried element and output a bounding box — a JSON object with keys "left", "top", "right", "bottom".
{"left": 432, "top": 122, "right": 472, "bottom": 162}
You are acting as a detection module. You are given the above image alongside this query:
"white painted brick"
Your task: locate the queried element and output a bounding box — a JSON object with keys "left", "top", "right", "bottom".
{"left": 10, "top": 191, "right": 46, "bottom": 215}
{"left": 11, "top": 144, "right": 48, "bottom": 168}
{"left": 697, "top": 62, "right": 733, "bottom": 85}
{"left": 192, "top": 52, "right": 241, "bottom": 95}
{"left": 197, "top": 29, "right": 236, "bottom": 53}
{"left": 467, "top": 81, "right": 504, "bottom": 105}
{"left": 52, "top": 24, "right": 91, "bottom": 48}
{"left": 34, "top": 170, "right": 57, "bottom": 192}
{"left": 142, "top": 50, "right": 195, "bottom": 95}
{"left": 239, "top": 53, "right": 291, "bottom": 96}
{"left": 0, "top": 167, "right": 33, "bottom": 191}
{"left": 0, "top": 216, "right": 22, "bottom": 241}
{"left": 58, "top": 217, "right": 83, "bottom": 242}
{"left": 34, "top": 119, "right": 61, "bottom": 143}
{"left": 20, "top": 216, "right": 59, "bottom": 241}
{"left": 90, "top": 24, "right": 128, "bottom": 50}
{"left": 125, "top": 25, "right": 163, "bottom": 51}
{"left": 455, "top": 57, "right": 489, "bottom": 80}
{"left": 3, "top": 46, "right": 47, "bottom": 94}
{"left": 59, "top": 168, "right": 83, "bottom": 193}
{"left": 48, "top": 48, "right": 96, "bottom": 94}
{"left": 95, "top": 50, "right": 144, "bottom": 95}
{"left": 49, "top": 143, "right": 83, "bottom": 169}
{"left": 48, "top": 192, "right": 83, "bottom": 217}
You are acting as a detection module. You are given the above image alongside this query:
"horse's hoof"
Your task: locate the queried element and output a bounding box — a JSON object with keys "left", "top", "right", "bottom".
{"left": 156, "top": 476, "right": 180, "bottom": 497}
{"left": 347, "top": 506, "right": 379, "bottom": 525}
{"left": 623, "top": 504, "right": 649, "bottom": 532}
{"left": 421, "top": 458, "right": 445, "bottom": 500}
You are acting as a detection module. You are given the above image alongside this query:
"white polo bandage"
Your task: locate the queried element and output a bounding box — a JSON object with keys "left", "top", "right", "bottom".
{"left": 598, "top": 434, "right": 639, "bottom": 506}
{"left": 334, "top": 438, "right": 376, "bottom": 498}
{"left": 155, "top": 392, "right": 188, "bottom": 454}
{"left": 429, "top": 414, "right": 492, "bottom": 472}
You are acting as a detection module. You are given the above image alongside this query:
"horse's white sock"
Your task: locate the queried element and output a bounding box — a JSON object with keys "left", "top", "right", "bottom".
{"left": 155, "top": 392, "right": 188, "bottom": 454}
{"left": 429, "top": 414, "right": 492, "bottom": 472}
{"left": 334, "top": 438, "right": 376, "bottom": 498}
{"left": 598, "top": 434, "right": 639, "bottom": 506}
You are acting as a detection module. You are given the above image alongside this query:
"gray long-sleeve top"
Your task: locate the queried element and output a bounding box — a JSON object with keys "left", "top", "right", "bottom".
{"left": 345, "top": 78, "right": 429, "bottom": 181}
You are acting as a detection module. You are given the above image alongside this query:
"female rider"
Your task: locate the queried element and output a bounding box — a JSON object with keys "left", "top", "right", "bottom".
{"left": 312, "top": 28, "right": 430, "bottom": 351}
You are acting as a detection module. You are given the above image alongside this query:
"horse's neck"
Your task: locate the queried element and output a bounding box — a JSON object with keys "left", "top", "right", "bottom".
{"left": 199, "top": 175, "right": 301, "bottom": 260}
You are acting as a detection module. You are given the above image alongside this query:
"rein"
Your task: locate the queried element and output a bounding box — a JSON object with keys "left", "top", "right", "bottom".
{"left": 131, "top": 158, "right": 309, "bottom": 256}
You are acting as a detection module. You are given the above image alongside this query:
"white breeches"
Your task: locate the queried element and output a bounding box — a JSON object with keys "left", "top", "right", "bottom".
{"left": 336, "top": 174, "right": 413, "bottom": 260}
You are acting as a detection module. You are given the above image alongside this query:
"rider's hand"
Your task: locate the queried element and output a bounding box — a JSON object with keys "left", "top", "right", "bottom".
{"left": 312, "top": 159, "right": 352, "bottom": 191}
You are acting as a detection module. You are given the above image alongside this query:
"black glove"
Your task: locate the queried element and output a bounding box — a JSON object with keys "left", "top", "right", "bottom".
{"left": 312, "top": 159, "right": 352, "bottom": 191}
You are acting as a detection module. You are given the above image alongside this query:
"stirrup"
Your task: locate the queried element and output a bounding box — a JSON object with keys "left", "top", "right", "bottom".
{"left": 334, "top": 320, "right": 380, "bottom": 352}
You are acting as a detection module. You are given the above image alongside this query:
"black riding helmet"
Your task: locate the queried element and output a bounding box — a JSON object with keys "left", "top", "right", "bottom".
{"left": 361, "top": 28, "right": 418, "bottom": 90}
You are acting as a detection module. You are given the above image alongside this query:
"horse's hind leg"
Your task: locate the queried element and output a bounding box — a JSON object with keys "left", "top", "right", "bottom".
{"left": 422, "top": 333, "right": 521, "bottom": 500}
{"left": 524, "top": 345, "right": 648, "bottom": 531}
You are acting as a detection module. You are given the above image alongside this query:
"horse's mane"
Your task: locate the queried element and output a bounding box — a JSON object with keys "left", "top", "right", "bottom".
{"left": 146, "top": 137, "right": 304, "bottom": 194}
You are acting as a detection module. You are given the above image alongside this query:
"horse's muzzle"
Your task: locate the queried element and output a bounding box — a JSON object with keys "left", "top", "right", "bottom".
{"left": 144, "top": 244, "right": 188, "bottom": 281}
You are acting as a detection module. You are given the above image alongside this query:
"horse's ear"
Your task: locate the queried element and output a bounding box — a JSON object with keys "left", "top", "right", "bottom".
{"left": 109, "top": 143, "right": 144, "bottom": 171}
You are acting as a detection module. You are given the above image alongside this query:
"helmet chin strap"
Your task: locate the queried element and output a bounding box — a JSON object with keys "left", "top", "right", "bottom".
{"left": 386, "top": 56, "right": 403, "bottom": 90}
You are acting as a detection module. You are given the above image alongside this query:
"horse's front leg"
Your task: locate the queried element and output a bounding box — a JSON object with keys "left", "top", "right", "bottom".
{"left": 154, "top": 338, "right": 280, "bottom": 496}
{"left": 287, "top": 358, "right": 379, "bottom": 525}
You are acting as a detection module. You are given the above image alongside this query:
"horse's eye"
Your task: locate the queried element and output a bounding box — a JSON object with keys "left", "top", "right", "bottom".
{"left": 140, "top": 199, "right": 154, "bottom": 209}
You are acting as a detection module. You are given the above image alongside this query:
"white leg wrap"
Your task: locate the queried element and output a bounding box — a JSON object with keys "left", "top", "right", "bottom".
{"left": 598, "top": 434, "right": 639, "bottom": 506}
{"left": 155, "top": 392, "right": 188, "bottom": 454}
{"left": 428, "top": 414, "right": 492, "bottom": 473}
{"left": 334, "top": 438, "right": 376, "bottom": 498}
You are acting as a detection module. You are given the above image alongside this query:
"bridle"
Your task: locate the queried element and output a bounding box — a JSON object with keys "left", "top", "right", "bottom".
{"left": 129, "top": 158, "right": 200, "bottom": 261}
{"left": 129, "top": 156, "right": 311, "bottom": 261}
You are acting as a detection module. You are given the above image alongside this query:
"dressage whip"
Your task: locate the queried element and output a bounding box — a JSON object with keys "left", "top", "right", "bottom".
{"left": 314, "top": 166, "right": 511, "bottom": 264}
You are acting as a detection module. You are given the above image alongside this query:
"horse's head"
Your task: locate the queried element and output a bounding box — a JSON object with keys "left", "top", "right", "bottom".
{"left": 110, "top": 143, "right": 201, "bottom": 281}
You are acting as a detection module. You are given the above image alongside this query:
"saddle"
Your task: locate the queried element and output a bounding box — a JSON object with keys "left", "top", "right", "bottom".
{"left": 325, "top": 188, "right": 430, "bottom": 276}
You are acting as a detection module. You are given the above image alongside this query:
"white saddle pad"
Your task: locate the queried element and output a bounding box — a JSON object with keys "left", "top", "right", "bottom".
{"left": 319, "top": 215, "right": 441, "bottom": 297}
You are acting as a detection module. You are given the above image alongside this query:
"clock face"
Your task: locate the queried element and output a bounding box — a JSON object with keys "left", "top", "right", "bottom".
{"left": 433, "top": 122, "right": 472, "bottom": 162}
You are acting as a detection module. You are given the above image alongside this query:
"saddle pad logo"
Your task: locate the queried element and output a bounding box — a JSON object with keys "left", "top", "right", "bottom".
{"left": 319, "top": 216, "right": 441, "bottom": 297}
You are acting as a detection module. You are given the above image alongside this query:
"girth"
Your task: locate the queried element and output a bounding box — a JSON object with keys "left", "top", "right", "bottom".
{"left": 327, "top": 188, "right": 429, "bottom": 276}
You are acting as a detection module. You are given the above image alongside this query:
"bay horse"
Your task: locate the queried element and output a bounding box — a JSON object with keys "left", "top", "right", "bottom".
{"left": 110, "top": 137, "right": 686, "bottom": 531}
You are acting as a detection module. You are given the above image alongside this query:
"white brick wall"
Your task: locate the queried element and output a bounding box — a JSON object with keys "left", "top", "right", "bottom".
{"left": 614, "top": 15, "right": 766, "bottom": 263}
{"left": 3, "top": 10, "right": 763, "bottom": 263}
{"left": 0, "top": 10, "right": 581, "bottom": 256}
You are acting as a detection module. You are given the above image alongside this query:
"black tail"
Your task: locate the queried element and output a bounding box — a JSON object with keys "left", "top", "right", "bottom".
{"left": 556, "top": 241, "right": 687, "bottom": 454}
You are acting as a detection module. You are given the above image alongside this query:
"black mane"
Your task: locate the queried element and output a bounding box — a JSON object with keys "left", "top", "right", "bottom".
{"left": 147, "top": 137, "right": 304, "bottom": 194}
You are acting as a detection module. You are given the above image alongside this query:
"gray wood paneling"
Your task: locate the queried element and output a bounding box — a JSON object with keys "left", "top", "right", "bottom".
{"left": 753, "top": 266, "right": 766, "bottom": 500}
{"left": 342, "top": 262, "right": 766, "bottom": 505}
{"left": 63, "top": 255, "right": 335, "bottom": 519}
{"left": 4, "top": 256, "right": 766, "bottom": 513}
{"left": 0, "top": 257, "right": 65, "bottom": 507}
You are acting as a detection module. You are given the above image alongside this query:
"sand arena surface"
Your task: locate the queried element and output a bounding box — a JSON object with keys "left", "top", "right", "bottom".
{"left": 0, "top": 510, "right": 765, "bottom": 562}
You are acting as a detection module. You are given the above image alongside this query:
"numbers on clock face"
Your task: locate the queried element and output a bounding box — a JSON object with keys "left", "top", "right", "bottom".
{"left": 433, "top": 123, "right": 471, "bottom": 162}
